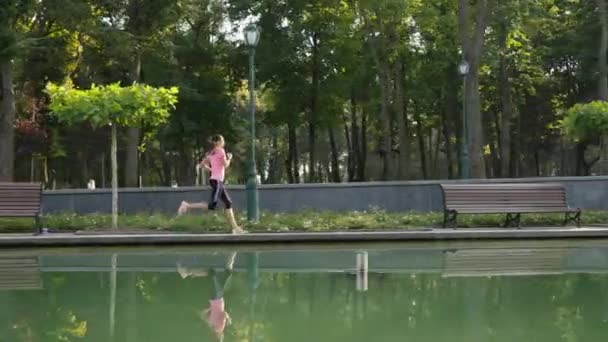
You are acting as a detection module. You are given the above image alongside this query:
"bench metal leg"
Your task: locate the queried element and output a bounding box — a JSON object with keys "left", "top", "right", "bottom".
{"left": 564, "top": 210, "right": 581, "bottom": 227}
{"left": 503, "top": 213, "right": 521, "bottom": 228}
{"left": 443, "top": 210, "right": 458, "bottom": 228}
{"left": 34, "top": 215, "right": 45, "bottom": 235}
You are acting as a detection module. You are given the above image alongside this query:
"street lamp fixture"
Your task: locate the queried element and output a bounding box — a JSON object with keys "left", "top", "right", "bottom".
{"left": 244, "top": 24, "right": 261, "bottom": 48}
{"left": 459, "top": 59, "right": 470, "bottom": 179}
{"left": 244, "top": 24, "right": 260, "bottom": 221}
{"left": 458, "top": 60, "right": 469, "bottom": 76}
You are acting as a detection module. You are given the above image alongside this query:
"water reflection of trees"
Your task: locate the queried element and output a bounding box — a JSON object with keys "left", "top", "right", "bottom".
{"left": 0, "top": 264, "right": 606, "bottom": 341}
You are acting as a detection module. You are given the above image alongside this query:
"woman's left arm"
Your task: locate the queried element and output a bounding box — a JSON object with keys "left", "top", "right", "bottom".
{"left": 224, "top": 152, "right": 232, "bottom": 168}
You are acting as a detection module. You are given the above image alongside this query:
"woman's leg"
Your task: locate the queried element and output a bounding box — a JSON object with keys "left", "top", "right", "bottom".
{"left": 213, "top": 252, "right": 237, "bottom": 298}
{"left": 178, "top": 180, "right": 220, "bottom": 215}
{"left": 207, "top": 179, "right": 221, "bottom": 210}
{"left": 219, "top": 183, "right": 244, "bottom": 233}
{"left": 177, "top": 201, "right": 208, "bottom": 215}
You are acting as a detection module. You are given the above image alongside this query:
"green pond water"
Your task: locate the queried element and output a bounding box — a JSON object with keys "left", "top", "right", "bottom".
{"left": 2, "top": 240, "right": 608, "bottom": 341}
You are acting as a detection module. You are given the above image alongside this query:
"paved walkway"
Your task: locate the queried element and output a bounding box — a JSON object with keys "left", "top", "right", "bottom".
{"left": 1, "top": 227, "right": 608, "bottom": 247}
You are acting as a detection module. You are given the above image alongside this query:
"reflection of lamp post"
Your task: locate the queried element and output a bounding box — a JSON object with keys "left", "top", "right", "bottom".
{"left": 458, "top": 60, "right": 470, "bottom": 179}
{"left": 247, "top": 252, "right": 260, "bottom": 342}
{"left": 244, "top": 24, "right": 260, "bottom": 221}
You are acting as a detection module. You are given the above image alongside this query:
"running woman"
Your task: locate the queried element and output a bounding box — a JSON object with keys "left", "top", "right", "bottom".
{"left": 178, "top": 135, "right": 245, "bottom": 234}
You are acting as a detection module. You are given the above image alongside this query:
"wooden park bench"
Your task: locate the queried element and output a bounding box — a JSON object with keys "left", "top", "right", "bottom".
{"left": 0, "top": 182, "right": 44, "bottom": 233}
{"left": 440, "top": 183, "right": 581, "bottom": 228}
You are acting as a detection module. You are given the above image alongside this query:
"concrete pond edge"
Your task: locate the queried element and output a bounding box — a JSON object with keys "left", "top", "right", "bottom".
{"left": 2, "top": 227, "right": 608, "bottom": 247}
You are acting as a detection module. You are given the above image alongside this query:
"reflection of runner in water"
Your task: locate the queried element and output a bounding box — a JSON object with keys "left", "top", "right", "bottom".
{"left": 177, "top": 252, "right": 237, "bottom": 341}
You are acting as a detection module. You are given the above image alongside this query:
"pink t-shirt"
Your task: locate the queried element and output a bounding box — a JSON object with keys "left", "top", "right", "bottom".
{"left": 207, "top": 298, "right": 228, "bottom": 333}
{"left": 207, "top": 148, "right": 226, "bottom": 181}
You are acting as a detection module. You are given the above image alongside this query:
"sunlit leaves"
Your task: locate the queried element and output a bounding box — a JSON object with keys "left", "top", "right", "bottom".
{"left": 563, "top": 101, "right": 608, "bottom": 141}
{"left": 46, "top": 82, "right": 179, "bottom": 129}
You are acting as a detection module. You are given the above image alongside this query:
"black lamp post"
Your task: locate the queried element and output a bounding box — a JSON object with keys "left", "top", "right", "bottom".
{"left": 244, "top": 24, "right": 260, "bottom": 221}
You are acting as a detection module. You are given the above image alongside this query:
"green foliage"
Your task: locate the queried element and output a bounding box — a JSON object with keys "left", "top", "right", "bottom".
{"left": 4, "top": 0, "right": 608, "bottom": 184}
{"left": 45, "top": 82, "right": 179, "bottom": 128}
{"left": 563, "top": 101, "right": 608, "bottom": 141}
{"left": 2, "top": 210, "right": 607, "bottom": 232}
{"left": 0, "top": 0, "right": 36, "bottom": 60}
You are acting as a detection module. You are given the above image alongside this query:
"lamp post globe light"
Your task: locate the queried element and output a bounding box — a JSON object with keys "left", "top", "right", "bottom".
{"left": 244, "top": 24, "right": 260, "bottom": 221}
{"left": 458, "top": 59, "right": 470, "bottom": 179}
{"left": 458, "top": 60, "right": 469, "bottom": 76}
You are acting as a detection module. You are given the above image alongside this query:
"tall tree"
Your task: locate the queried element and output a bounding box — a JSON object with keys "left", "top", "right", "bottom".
{"left": 0, "top": 0, "right": 35, "bottom": 181}
{"left": 599, "top": 0, "right": 608, "bottom": 101}
{"left": 95, "top": 0, "right": 183, "bottom": 187}
{"left": 458, "top": 0, "right": 491, "bottom": 178}
{"left": 47, "top": 82, "right": 178, "bottom": 228}
{"left": 598, "top": 0, "right": 608, "bottom": 173}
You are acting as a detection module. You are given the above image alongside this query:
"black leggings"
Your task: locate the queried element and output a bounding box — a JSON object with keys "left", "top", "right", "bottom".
{"left": 209, "top": 268, "right": 233, "bottom": 299}
{"left": 208, "top": 179, "right": 232, "bottom": 210}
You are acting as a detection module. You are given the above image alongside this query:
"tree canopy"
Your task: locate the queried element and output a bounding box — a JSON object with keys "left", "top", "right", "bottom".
{"left": 1, "top": 0, "right": 608, "bottom": 186}
{"left": 46, "top": 82, "right": 178, "bottom": 129}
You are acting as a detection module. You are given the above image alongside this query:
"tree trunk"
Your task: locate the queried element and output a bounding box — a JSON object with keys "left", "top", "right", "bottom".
{"left": 287, "top": 123, "right": 300, "bottom": 183}
{"left": 598, "top": 0, "right": 608, "bottom": 174}
{"left": 350, "top": 95, "right": 360, "bottom": 181}
{"left": 285, "top": 145, "right": 294, "bottom": 184}
{"left": 125, "top": 128, "right": 140, "bottom": 187}
{"left": 111, "top": 125, "right": 118, "bottom": 229}
{"left": 159, "top": 142, "right": 171, "bottom": 186}
{"left": 490, "top": 109, "right": 501, "bottom": 177}
{"left": 599, "top": 0, "right": 608, "bottom": 101}
{"left": 359, "top": 110, "right": 368, "bottom": 181}
{"left": 368, "top": 34, "right": 394, "bottom": 181}
{"left": 101, "top": 153, "right": 106, "bottom": 188}
{"left": 575, "top": 142, "right": 600, "bottom": 176}
{"left": 441, "top": 111, "right": 455, "bottom": 179}
{"left": 342, "top": 110, "right": 353, "bottom": 181}
{"left": 534, "top": 149, "right": 541, "bottom": 176}
{"left": 0, "top": 60, "right": 15, "bottom": 182}
{"left": 444, "top": 81, "right": 458, "bottom": 179}
{"left": 178, "top": 148, "right": 194, "bottom": 186}
{"left": 467, "top": 72, "right": 486, "bottom": 178}
{"left": 511, "top": 107, "right": 522, "bottom": 177}
{"left": 323, "top": 157, "right": 330, "bottom": 183}
{"left": 328, "top": 127, "right": 341, "bottom": 182}
{"left": 267, "top": 133, "right": 280, "bottom": 183}
{"left": 79, "top": 150, "right": 89, "bottom": 187}
{"left": 30, "top": 156, "right": 35, "bottom": 183}
{"left": 308, "top": 123, "right": 316, "bottom": 182}
{"left": 458, "top": 0, "right": 490, "bottom": 178}
{"left": 395, "top": 61, "right": 408, "bottom": 179}
{"left": 308, "top": 32, "right": 320, "bottom": 183}
{"left": 485, "top": 107, "right": 497, "bottom": 178}
{"left": 379, "top": 65, "right": 393, "bottom": 181}
{"left": 413, "top": 107, "right": 428, "bottom": 179}
{"left": 432, "top": 128, "right": 441, "bottom": 178}
{"left": 125, "top": 50, "right": 142, "bottom": 187}
{"left": 499, "top": 23, "right": 513, "bottom": 178}
{"left": 575, "top": 142, "right": 587, "bottom": 176}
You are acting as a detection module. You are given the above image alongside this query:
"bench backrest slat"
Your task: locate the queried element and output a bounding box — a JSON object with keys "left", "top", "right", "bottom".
{"left": 0, "top": 183, "right": 42, "bottom": 217}
{"left": 440, "top": 183, "right": 570, "bottom": 212}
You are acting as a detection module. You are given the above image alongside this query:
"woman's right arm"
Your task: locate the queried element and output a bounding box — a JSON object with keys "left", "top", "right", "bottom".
{"left": 200, "top": 155, "right": 211, "bottom": 171}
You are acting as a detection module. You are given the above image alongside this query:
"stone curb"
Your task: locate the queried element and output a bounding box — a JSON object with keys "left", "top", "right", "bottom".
{"left": 1, "top": 227, "right": 608, "bottom": 248}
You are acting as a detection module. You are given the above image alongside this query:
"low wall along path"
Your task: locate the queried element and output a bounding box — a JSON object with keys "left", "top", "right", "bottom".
{"left": 42, "top": 176, "right": 608, "bottom": 215}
